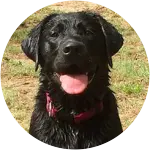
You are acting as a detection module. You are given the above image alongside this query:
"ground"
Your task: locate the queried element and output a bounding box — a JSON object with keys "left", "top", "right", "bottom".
{"left": 1, "top": 1, "right": 149, "bottom": 131}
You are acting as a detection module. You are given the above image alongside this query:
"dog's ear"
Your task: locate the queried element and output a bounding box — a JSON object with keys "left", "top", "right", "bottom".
{"left": 21, "top": 14, "right": 58, "bottom": 71}
{"left": 98, "top": 15, "right": 124, "bottom": 68}
{"left": 21, "top": 22, "right": 42, "bottom": 71}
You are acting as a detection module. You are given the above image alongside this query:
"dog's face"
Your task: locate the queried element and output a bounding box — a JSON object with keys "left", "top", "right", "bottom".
{"left": 22, "top": 12, "right": 123, "bottom": 95}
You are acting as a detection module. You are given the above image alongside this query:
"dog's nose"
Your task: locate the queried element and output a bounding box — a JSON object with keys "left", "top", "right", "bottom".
{"left": 63, "top": 42, "right": 85, "bottom": 56}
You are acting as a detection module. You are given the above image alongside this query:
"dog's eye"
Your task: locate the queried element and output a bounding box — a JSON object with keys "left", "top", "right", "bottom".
{"left": 85, "top": 29, "right": 95, "bottom": 36}
{"left": 50, "top": 31, "right": 59, "bottom": 37}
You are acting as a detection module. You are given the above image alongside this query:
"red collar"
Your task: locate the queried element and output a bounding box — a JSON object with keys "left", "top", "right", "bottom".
{"left": 46, "top": 92, "right": 103, "bottom": 124}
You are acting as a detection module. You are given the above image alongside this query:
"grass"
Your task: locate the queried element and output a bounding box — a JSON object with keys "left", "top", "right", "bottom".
{"left": 1, "top": 1, "right": 149, "bottom": 131}
{"left": 6, "top": 59, "right": 38, "bottom": 77}
{"left": 11, "top": 28, "right": 32, "bottom": 44}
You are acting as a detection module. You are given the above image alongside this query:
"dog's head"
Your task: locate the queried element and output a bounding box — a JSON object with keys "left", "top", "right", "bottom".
{"left": 22, "top": 12, "right": 123, "bottom": 95}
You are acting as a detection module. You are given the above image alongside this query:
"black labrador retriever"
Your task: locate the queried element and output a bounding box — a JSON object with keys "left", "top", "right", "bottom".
{"left": 21, "top": 11, "right": 123, "bottom": 149}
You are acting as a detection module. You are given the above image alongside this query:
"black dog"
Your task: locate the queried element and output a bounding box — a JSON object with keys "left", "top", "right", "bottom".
{"left": 21, "top": 11, "right": 123, "bottom": 149}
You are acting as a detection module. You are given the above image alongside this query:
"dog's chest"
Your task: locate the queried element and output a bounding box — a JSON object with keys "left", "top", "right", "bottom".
{"left": 40, "top": 117, "right": 105, "bottom": 149}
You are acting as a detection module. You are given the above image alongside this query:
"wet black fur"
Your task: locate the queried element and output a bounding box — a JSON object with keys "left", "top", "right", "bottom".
{"left": 21, "top": 12, "right": 123, "bottom": 149}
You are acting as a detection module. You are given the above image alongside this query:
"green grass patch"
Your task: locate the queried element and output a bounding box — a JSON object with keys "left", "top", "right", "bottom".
{"left": 2, "top": 88, "right": 18, "bottom": 109}
{"left": 112, "top": 81, "right": 143, "bottom": 95}
{"left": 3, "top": 59, "right": 38, "bottom": 77}
{"left": 5, "top": 44, "right": 21, "bottom": 54}
{"left": 113, "top": 59, "right": 149, "bottom": 79}
{"left": 10, "top": 28, "right": 31, "bottom": 44}
{"left": 121, "top": 83, "right": 142, "bottom": 95}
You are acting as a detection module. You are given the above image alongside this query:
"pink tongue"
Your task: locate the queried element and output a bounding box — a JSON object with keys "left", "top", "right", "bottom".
{"left": 60, "top": 74, "right": 88, "bottom": 94}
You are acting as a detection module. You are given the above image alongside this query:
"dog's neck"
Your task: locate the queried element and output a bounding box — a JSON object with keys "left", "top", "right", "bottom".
{"left": 45, "top": 92, "right": 104, "bottom": 124}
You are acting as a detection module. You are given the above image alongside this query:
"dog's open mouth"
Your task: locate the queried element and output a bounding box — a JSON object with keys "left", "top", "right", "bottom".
{"left": 54, "top": 65, "right": 97, "bottom": 94}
